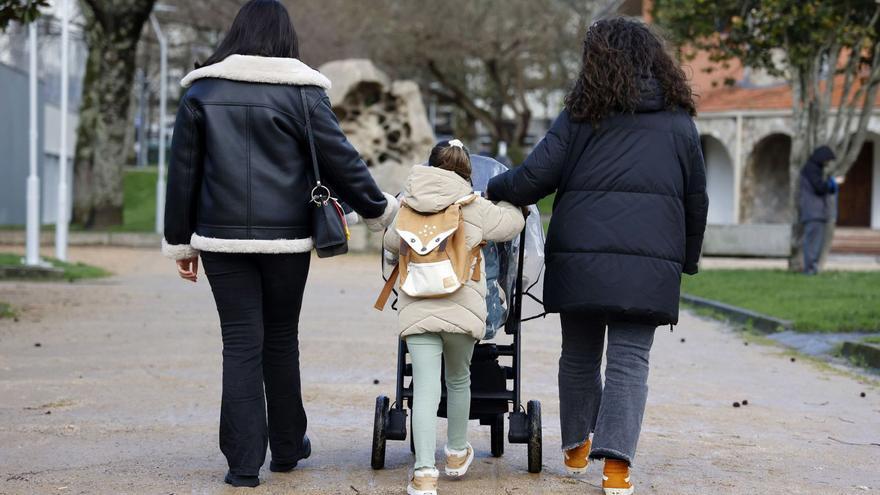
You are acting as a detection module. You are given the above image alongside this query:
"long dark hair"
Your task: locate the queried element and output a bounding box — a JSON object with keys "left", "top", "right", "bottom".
{"left": 564, "top": 17, "right": 696, "bottom": 125}
{"left": 200, "top": 0, "right": 299, "bottom": 68}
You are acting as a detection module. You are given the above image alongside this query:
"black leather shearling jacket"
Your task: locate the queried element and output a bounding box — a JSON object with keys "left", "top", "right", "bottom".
{"left": 161, "top": 55, "right": 396, "bottom": 259}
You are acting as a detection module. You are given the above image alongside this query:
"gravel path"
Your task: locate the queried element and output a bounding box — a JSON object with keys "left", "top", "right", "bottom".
{"left": 0, "top": 247, "right": 878, "bottom": 495}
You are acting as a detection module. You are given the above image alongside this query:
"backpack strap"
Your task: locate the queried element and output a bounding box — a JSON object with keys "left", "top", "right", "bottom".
{"left": 374, "top": 264, "right": 400, "bottom": 311}
{"left": 470, "top": 242, "right": 486, "bottom": 282}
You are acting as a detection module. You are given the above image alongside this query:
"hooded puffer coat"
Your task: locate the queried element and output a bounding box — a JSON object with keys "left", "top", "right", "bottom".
{"left": 487, "top": 78, "right": 708, "bottom": 326}
{"left": 384, "top": 166, "right": 525, "bottom": 340}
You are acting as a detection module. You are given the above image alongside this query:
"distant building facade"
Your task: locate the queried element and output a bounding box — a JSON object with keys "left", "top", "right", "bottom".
{"left": 0, "top": 7, "right": 85, "bottom": 226}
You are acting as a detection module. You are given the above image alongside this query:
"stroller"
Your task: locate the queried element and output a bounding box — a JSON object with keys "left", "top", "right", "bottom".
{"left": 370, "top": 155, "right": 546, "bottom": 473}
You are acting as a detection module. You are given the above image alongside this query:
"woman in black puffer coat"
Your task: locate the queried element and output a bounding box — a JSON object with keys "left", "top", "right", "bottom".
{"left": 487, "top": 18, "right": 708, "bottom": 494}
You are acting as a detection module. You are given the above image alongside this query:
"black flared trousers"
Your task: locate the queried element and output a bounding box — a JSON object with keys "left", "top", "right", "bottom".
{"left": 202, "top": 251, "right": 311, "bottom": 476}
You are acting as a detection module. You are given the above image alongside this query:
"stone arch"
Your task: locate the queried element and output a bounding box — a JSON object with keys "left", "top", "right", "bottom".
{"left": 700, "top": 135, "right": 736, "bottom": 224}
{"left": 740, "top": 133, "right": 792, "bottom": 223}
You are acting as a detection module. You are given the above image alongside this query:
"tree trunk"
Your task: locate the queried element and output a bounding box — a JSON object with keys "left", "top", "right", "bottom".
{"left": 787, "top": 68, "right": 822, "bottom": 273}
{"left": 73, "top": 0, "right": 155, "bottom": 229}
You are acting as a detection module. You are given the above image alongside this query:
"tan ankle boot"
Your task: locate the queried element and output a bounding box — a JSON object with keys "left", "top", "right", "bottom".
{"left": 602, "top": 458, "right": 634, "bottom": 495}
{"left": 563, "top": 439, "right": 591, "bottom": 474}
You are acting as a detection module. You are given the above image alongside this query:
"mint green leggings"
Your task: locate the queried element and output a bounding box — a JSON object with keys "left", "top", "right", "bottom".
{"left": 406, "top": 332, "right": 476, "bottom": 469}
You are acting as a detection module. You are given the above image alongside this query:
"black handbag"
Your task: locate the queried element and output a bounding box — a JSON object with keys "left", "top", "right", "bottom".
{"left": 301, "top": 87, "right": 349, "bottom": 258}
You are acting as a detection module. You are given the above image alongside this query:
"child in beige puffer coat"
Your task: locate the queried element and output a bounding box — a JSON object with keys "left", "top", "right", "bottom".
{"left": 383, "top": 140, "right": 524, "bottom": 495}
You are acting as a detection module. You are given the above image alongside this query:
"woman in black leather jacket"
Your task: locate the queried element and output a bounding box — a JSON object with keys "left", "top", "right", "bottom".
{"left": 161, "top": 0, "right": 396, "bottom": 487}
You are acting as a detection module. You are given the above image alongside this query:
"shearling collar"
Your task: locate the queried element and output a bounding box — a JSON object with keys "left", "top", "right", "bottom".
{"left": 181, "top": 54, "right": 332, "bottom": 89}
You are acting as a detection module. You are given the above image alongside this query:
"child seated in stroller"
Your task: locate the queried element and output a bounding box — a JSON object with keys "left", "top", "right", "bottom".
{"left": 379, "top": 139, "right": 524, "bottom": 495}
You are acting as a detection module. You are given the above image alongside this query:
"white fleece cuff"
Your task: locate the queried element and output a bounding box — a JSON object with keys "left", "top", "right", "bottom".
{"left": 161, "top": 238, "right": 199, "bottom": 260}
{"left": 345, "top": 210, "right": 360, "bottom": 226}
{"left": 190, "top": 234, "right": 314, "bottom": 254}
{"left": 364, "top": 192, "right": 399, "bottom": 232}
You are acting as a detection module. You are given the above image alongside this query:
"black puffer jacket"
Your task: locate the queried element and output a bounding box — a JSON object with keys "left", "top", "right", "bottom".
{"left": 161, "top": 55, "right": 397, "bottom": 260}
{"left": 798, "top": 146, "right": 837, "bottom": 223}
{"left": 487, "top": 79, "right": 708, "bottom": 326}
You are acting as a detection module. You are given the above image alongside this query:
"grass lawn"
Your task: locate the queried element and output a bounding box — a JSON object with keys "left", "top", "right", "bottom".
{"left": 0, "top": 302, "right": 14, "bottom": 318}
{"left": 682, "top": 269, "right": 880, "bottom": 333}
{"left": 536, "top": 193, "right": 555, "bottom": 215}
{"left": 0, "top": 253, "right": 110, "bottom": 282}
{"left": 110, "top": 167, "right": 158, "bottom": 232}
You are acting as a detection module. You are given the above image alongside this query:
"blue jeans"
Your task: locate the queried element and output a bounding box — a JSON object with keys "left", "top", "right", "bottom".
{"left": 558, "top": 314, "right": 656, "bottom": 465}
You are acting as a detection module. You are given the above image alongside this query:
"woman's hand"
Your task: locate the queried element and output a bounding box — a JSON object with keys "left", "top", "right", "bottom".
{"left": 177, "top": 257, "right": 199, "bottom": 283}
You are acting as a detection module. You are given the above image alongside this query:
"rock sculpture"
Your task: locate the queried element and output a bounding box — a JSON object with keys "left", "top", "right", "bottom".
{"left": 319, "top": 59, "right": 436, "bottom": 194}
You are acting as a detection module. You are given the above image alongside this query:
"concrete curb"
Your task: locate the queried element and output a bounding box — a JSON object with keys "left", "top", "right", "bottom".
{"left": 681, "top": 293, "right": 793, "bottom": 333}
{"left": 0, "top": 226, "right": 384, "bottom": 252}
{"left": 0, "top": 231, "right": 162, "bottom": 248}
{"left": 840, "top": 341, "right": 880, "bottom": 368}
{"left": 0, "top": 264, "right": 64, "bottom": 279}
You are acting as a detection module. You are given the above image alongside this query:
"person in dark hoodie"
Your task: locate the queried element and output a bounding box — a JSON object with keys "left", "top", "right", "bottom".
{"left": 486, "top": 18, "right": 707, "bottom": 495}
{"left": 799, "top": 146, "right": 844, "bottom": 275}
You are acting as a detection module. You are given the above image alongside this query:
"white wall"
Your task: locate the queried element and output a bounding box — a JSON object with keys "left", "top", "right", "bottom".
{"left": 703, "top": 136, "right": 736, "bottom": 224}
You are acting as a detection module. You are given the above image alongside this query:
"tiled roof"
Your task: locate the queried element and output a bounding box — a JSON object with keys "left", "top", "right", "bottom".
{"left": 687, "top": 51, "right": 877, "bottom": 113}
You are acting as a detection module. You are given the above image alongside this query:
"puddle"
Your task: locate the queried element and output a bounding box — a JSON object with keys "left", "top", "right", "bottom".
{"left": 767, "top": 331, "right": 880, "bottom": 357}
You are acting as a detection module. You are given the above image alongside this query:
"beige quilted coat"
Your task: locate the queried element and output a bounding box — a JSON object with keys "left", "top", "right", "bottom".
{"left": 384, "top": 166, "right": 525, "bottom": 340}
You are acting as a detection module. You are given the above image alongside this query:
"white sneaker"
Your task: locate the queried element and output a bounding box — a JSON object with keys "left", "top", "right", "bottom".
{"left": 407, "top": 467, "right": 439, "bottom": 495}
{"left": 444, "top": 442, "right": 474, "bottom": 477}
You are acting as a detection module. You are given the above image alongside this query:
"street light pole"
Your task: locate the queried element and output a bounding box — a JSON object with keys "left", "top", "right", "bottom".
{"left": 26, "top": 22, "right": 41, "bottom": 266}
{"left": 55, "top": 0, "right": 70, "bottom": 261}
{"left": 150, "top": 14, "right": 167, "bottom": 234}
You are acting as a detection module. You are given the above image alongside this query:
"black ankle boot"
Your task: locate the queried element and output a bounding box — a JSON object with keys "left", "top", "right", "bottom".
{"left": 224, "top": 472, "right": 259, "bottom": 488}
{"left": 270, "top": 435, "right": 312, "bottom": 473}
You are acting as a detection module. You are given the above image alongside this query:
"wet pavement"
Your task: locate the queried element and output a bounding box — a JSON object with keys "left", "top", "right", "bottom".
{"left": 0, "top": 246, "right": 878, "bottom": 494}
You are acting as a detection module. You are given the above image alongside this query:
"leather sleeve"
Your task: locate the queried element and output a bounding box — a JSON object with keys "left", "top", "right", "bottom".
{"left": 303, "top": 87, "right": 391, "bottom": 223}
{"left": 162, "top": 97, "right": 203, "bottom": 259}
{"left": 682, "top": 121, "right": 709, "bottom": 275}
{"left": 486, "top": 111, "right": 570, "bottom": 206}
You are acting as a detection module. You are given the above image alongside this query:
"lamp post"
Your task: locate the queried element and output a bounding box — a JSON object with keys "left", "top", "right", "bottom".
{"left": 25, "top": 22, "right": 41, "bottom": 266}
{"left": 55, "top": 0, "right": 70, "bottom": 261}
{"left": 150, "top": 13, "right": 168, "bottom": 234}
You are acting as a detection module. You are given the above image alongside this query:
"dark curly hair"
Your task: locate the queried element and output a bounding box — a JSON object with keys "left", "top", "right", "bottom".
{"left": 564, "top": 17, "right": 696, "bottom": 125}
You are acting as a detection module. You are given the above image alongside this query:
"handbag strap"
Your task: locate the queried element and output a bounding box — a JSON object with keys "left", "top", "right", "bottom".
{"left": 300, "top": 87, "right": 324, "bottom": 194}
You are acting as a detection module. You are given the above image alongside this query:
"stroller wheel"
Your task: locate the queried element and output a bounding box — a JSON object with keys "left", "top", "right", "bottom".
{"left": 371, "top": 395, "right": 390, "bottom": 470}
{"left": 490, "top": 414, "right": 504, "bottom": 457}
{"left": 526, "top": 400, "right": 542, "bottom": 473}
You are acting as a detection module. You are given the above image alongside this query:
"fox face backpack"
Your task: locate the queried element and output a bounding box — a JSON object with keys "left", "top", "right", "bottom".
{"left": 375, "top": 195, "right": 483, "bottom": 309}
